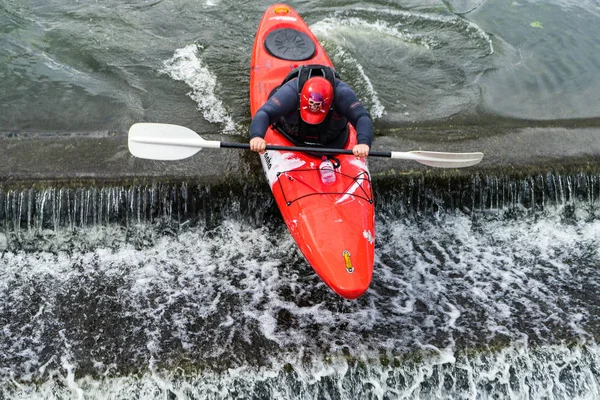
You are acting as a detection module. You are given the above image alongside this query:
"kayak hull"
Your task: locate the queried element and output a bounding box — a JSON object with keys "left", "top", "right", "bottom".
{"left": 250, "top": 4, "right": 375, "bottom": 299}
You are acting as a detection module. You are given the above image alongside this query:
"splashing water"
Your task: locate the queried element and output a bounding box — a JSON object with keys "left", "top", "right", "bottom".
{"left": 161, "top": 44, "right": 236, "bottom": 132}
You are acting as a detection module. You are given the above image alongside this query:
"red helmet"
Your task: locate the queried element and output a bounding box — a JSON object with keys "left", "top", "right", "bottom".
{"left": 299, "top": 77, "right": 333, "bottom": 124}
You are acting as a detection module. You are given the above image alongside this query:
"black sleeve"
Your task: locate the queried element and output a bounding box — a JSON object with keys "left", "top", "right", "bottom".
{"left": 334, "top": 81, "right": 374, "bottom": 147}
{"left": 250, "top": 80, "right": 299, "bottom": 139}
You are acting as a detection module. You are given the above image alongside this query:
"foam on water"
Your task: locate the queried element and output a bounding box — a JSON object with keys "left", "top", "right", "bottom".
{"left": 1, "top": 173, "right": 599, "bottom": 397}
{"left": 377, "top": 210, "right": 599, "bottom": 347}
{"left": 1, "top": 344, "right": 599, "bottom": 399}
{"left": 1, "top": 196, "right": 599, "bottom": 398}
{"left": 161, "top": 44, "right": 236, "bottom": 133}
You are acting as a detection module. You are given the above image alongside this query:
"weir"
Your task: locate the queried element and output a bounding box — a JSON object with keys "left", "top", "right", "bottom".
{"left": 1, "top": 169, "right": 600, "bottom": 237}
{"left": 1, "top": 125, "right": 599, "bottom": 232}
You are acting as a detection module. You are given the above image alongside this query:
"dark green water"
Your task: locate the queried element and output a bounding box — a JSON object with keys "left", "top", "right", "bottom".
{"left": 1, "top": 0, "right": 599, "bottom": 137}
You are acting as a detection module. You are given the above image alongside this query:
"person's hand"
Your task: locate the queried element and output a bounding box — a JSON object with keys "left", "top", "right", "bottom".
{"left": 352, "top": 144, "right": 370, "bottom": 159}
{"left": 250, "top": 137, "right": 267, "bottom": 154}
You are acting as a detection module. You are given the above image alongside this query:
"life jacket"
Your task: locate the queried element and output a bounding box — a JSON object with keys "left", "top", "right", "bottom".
{"left": 271, "top": 65, "right": 348, "bottom": 146}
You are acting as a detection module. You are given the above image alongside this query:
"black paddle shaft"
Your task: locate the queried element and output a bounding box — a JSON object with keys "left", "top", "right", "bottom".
{"left": 219, "top": 142, "right": 392, "bottom": 158}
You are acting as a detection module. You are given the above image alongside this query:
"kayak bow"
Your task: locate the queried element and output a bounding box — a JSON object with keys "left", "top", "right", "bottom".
{"left": 250, "top": 4, "right": 375, "bottom": 299}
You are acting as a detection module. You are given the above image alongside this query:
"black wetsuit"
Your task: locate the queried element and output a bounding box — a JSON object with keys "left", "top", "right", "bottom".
{"left": 250, "top": 78, "right": 373, "bottom": 148}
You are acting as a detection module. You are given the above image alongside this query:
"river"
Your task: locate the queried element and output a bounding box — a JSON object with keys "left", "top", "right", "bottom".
{"left": 1, "top": 0, "right": 600, "bottom": 398}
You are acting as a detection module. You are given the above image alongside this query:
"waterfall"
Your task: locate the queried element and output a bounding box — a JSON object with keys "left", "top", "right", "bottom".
{"left": 2, "top": 172, "right": 598, "bottom": 236}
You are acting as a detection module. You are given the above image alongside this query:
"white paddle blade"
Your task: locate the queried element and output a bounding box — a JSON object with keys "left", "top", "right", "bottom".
{"left": 391, "top": 151, "right": 484, "bottom": 168}
{"left": 128, "top": 123, "right": 209, "bottom": 160}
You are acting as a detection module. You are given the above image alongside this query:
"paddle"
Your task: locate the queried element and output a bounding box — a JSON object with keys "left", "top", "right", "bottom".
{"left": 128, "top": 123, "right": 484, "bottom": 168}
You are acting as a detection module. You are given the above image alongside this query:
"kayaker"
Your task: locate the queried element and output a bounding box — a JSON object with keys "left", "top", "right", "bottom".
{"left": 249, "top": 65, "right": 373, "bottom": 158}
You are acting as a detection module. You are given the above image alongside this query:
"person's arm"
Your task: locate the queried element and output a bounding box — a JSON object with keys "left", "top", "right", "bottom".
{"left": 334, "top": 81, "right": 373, "bottom": 158}
{"left": 250, "top": 80, "right": 299, "bottom": 140}
{"left": 334, "top": 81, "right": 373, "bottom": 146}
{"left": 249, "top": 80, "right": 299, "bottom": 153}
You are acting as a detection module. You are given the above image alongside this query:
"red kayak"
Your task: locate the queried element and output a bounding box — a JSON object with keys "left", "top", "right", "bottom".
{"left": 250, "top": 4, "right": 375, "bottom": 299}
